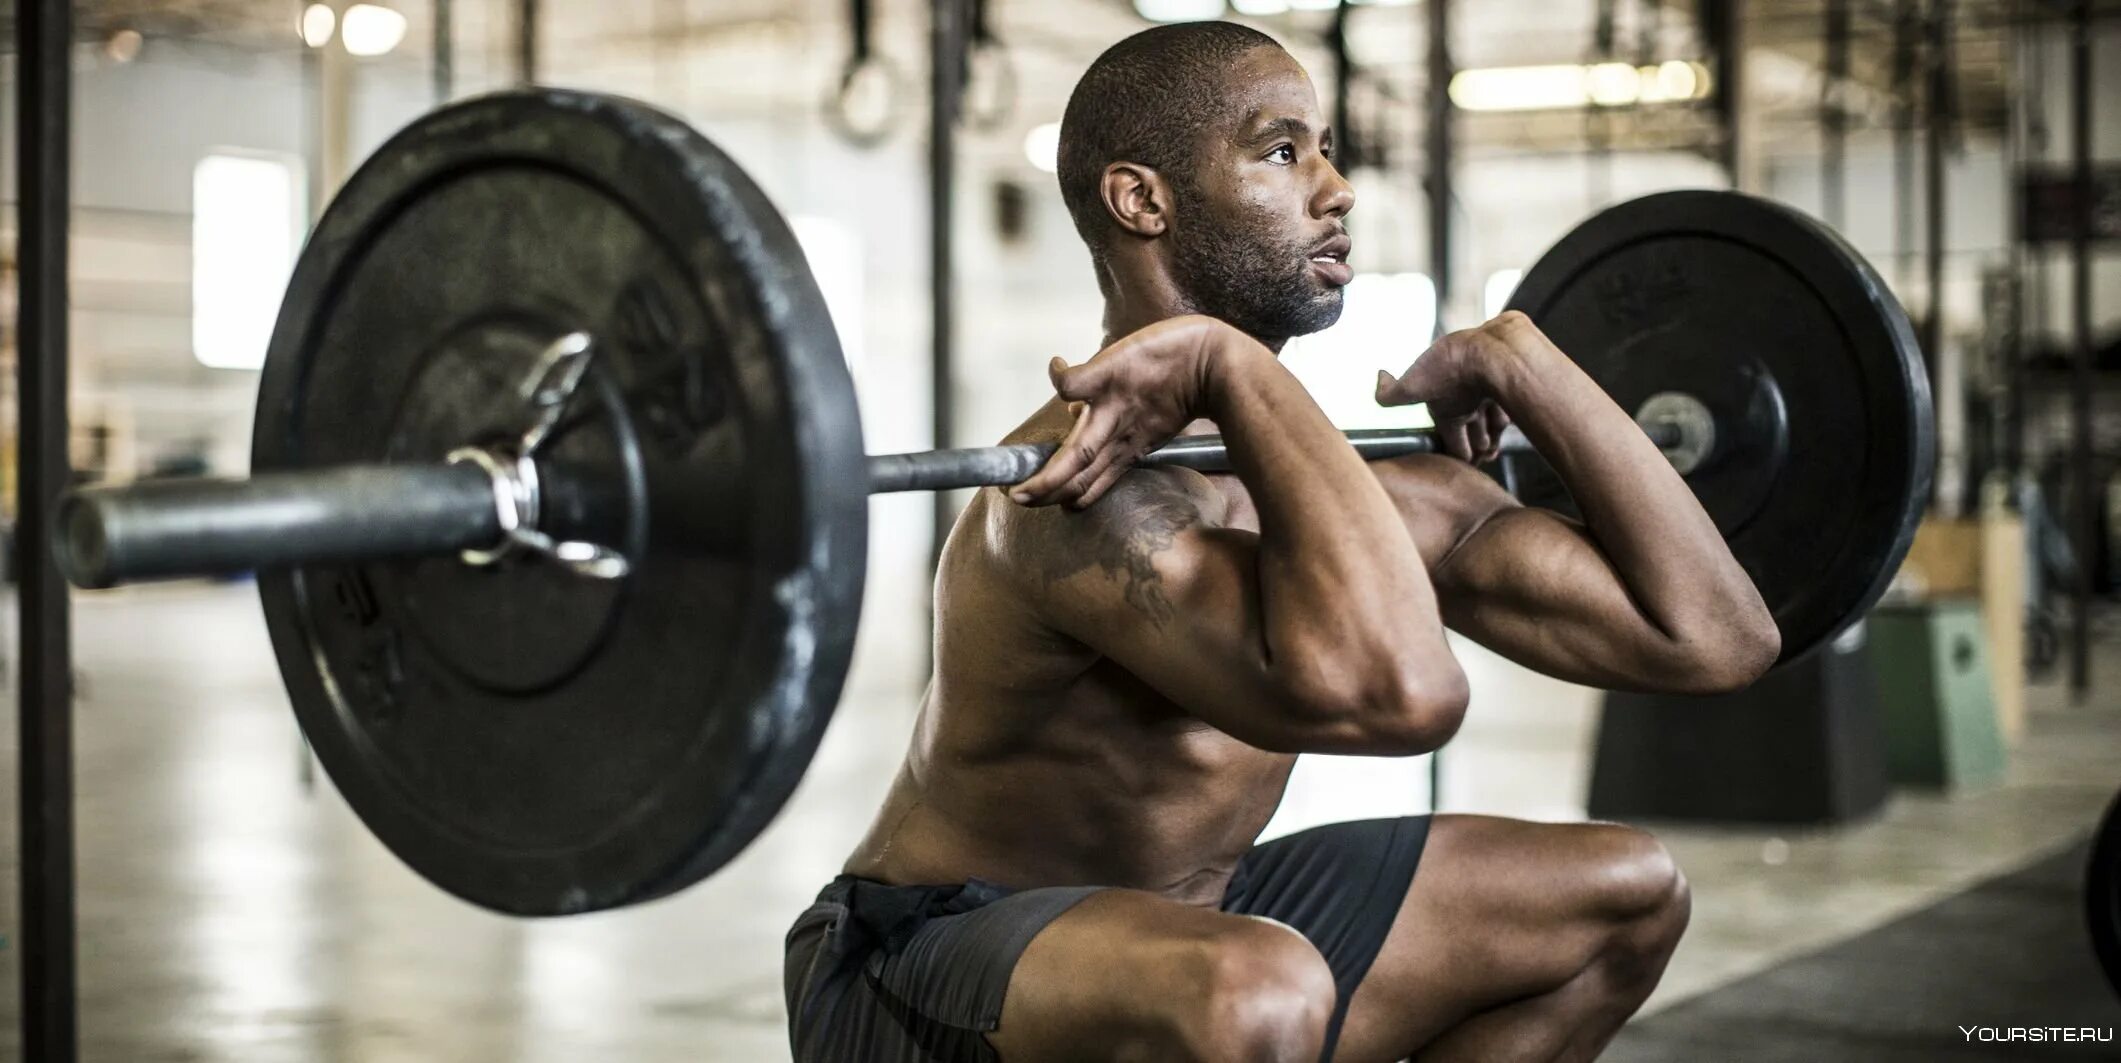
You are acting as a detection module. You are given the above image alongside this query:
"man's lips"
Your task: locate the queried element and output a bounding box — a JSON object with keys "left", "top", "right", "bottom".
{"left": 1309, "top": 233, "right": 1353, "bottom": 286}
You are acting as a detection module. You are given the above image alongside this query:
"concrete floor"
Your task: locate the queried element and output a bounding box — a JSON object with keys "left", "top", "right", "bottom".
{"left": 1, "top": 583, "right": 2116, "bottom": 1061}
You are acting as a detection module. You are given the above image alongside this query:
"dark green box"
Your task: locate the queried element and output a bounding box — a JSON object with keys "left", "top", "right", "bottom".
{"left": 1869, "top": 599, "right": 2006, "bottom": 789}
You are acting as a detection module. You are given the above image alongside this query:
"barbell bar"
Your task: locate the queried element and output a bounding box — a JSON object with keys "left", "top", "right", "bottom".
{"left": 58, "top": 410, "right": 1685, "bottom": 590}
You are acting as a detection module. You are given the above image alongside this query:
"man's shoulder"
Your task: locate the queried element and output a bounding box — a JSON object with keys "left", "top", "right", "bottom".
{"left": 1000, "top": 461, "right": 1224, "bottom": 540}
{"left": 986, "top": 462, "right": 1228, "bottom": 588}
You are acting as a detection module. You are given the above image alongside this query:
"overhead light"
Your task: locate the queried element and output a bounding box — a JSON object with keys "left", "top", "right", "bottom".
{"left": 1133, "top": 0, "right": 1226, "bottom": 22}
{"left": 1584, "top": 62, "right": 1640, "bottom": 106}
{"left": 1448, "top": 61, "right": 1713, "bottom": 113}
{"left": 1646, "top": 59, "right": 1703, "bottom": 102}
{"left": 1449, "top": 64, "right": 1590, "bottom": 112}
{"left": 299, "top": 3, "right": 335, "bottom": 48}
{"left": 341, "top": 4, "right": 408, "bottom": 57}
{"left": 1234, "top": 0, "right": 1366, "bottom": 12}
{"left": 1023, "top": 122, "right": 1061, "bottom": 174}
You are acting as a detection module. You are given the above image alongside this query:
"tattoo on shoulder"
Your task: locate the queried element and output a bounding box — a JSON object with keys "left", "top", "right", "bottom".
{"left": 1033, "top": 474, "right": 1205, "bottom": 628}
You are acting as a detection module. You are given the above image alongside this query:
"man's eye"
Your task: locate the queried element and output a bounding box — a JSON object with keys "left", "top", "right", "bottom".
{"left": 1267, "top": 144, "right": 1295, "bottom": 164}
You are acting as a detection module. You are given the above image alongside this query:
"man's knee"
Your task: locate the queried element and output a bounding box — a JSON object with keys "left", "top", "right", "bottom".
{"left": 1159, "top": 920, "right": 1335, "bottom": 1063}
{"left": 1579, "top": 824, "right": 1690, "bottom": 972}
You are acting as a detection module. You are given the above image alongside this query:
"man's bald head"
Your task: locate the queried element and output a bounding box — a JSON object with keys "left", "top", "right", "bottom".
{"left": 1056, "top": 22, "right": 1285, "bottom": 267}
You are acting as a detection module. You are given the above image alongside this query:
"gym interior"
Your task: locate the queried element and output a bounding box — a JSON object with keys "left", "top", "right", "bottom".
{"left": 4, "top": 0, "right": 2121, "bottom": 1059}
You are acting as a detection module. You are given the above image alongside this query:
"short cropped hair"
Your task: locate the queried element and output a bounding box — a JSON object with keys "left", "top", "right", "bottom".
{"left": 1056, "top": 22, "right": 1283, "bottom": 269}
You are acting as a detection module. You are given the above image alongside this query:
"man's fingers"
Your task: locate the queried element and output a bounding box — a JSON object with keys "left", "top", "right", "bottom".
{"left": 1049, "top": 356, "right": 1108, "bottom": 403}
{"left": 1465, "top": 414, "right": 1492, "bottom": 460}
{"left": 1011, "top": 405, "right": 1117, "bottom": 505}
{"left": 1072, "top": 452, "right": 1137, "bottom": 510}
{"left": 1374, "top": 369, "right": 1412, "bottom": 408}
{"left": 1057, "top": 436, "right": 1130, "bottom": 510}
{"left": 1481, "top": 403, "right": 1510, "bottom": 463}
{"left": 1374, "top": 365, "right": 1437, "bottom": 408}
{"left": 1015, "top": 439, "right": 1101, "bottom": 505}
{"left": 1438, "top": 421, "right": 1472, "bottom": 463}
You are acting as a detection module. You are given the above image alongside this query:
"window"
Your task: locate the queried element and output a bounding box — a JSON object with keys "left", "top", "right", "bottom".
{"left": 192, "top": 153, "right": 303, "bottom": 371}
{"left": 789, "top": 215, "right": 865, "bottom": 372}
{"left": 1483, "top": 268, "right": 1525, "bottom": 319}
{"left": 1283, "top": 272, "right": 1437, "bottom": 430}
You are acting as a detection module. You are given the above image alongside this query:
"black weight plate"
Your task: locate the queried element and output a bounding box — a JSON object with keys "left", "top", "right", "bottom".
{"left": 253, "top": 90, "right": 867, "bottom": 915}
{"left": 2092, "top": 786, "right": 2121, "bottom": 1000}
{"left": 1506, "top": 190, "right": 1934, "bottom": 667}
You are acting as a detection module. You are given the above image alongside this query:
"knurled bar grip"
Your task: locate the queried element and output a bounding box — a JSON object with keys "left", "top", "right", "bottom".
{"left": 863, "top": 428, "right": 1490, "bottom": 493}
{"left": 865, "top": 424, "right": 1680, "bottom": 493}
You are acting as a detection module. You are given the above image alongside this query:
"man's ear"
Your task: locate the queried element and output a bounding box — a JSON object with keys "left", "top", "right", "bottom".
{"left": 1098, "top": 162, "right": 1172, "bottom": 239}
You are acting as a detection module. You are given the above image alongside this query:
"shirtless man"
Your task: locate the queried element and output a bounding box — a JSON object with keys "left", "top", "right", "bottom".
{"left": 784, "top": 21, "right": 1779, "bottom": 1063}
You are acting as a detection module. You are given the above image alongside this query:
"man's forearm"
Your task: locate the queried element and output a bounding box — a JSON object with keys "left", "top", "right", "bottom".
{"left": 1487, "top": 330, "right": 1769, "bottom": 642}
{"left": 1208, "top": 341, "right": 1462, "bottom": 711}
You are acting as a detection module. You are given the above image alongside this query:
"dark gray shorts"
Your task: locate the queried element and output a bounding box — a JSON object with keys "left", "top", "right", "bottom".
{"left": 783, "top": 815, "right": 1431, "bottom": 1063}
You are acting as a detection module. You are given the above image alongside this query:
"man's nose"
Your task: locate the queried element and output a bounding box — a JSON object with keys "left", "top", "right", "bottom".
{"left": 1314, "top": 162, "right": 1354, "bottom": 219}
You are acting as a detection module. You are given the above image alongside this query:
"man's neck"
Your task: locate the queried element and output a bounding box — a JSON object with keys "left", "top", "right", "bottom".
{"left": 1098, "top": 272, "right": 1287, "bottom": 353}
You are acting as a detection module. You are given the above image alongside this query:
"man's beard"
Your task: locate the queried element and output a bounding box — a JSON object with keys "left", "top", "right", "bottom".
{"left": 1168, "top": 199, "right": 1345, "bottom": 345}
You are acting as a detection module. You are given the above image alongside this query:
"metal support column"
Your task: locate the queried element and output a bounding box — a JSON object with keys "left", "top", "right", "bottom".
{"left": 433, "top": 0, "right": 454, "bottom": 105}
{"left": 1426, "top": 0, "right": 1453, "bottom": 330}
{"left": 320, "top": 2, "right": 353, "bottom": 198}
{"left": 1331, "top": 0, "right": 1358, "bottom": 170}
{"left": 1922, "top": 0, "right": 1950, "bottom": 405}
{"left": 2069, "top": 0, "right": 2094, "bottom": 698}
{"left": 930, "top": 0, "right": 965, "bottom": 573}
{"left": 2002, "top": 0, "right": 2026, "bottom": 479}
{"left": 1822, "top": 0, "right": 1850, "bottom": 228}
{"left": 1425, "top": 0, "right": 1452, "bottom": 808}
{"left": 17, "top": 0, "right": 76, "bottom": 1057}
{"left": 1708, "top": 0, "right": 1745, "bottom": 186}
{"left": 1588, "top": 0, "right": 1617, "bottom": 207}
{"left": 1893, "top": 0, "right": 1918, "bottom": 290}
{"left": 518, "top": 0, "right": 539, "bottom": 84}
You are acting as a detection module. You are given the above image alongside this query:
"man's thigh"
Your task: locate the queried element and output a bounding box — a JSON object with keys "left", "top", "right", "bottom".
{"left": 1330, "top": 814, "right": 1685, "bottom": 1063}
{"left": 985, "top": 888, "right": 1331, "bottom": 1063}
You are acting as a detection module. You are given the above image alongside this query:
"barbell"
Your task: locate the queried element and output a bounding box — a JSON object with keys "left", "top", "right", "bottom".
{"left": 53, "top": 89, "right": 1933, "bottom": 916}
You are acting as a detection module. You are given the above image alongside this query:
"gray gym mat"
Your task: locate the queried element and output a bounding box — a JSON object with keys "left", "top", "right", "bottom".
{"left": 1607, "top": 838, "right": 2121, "bottom": 1062}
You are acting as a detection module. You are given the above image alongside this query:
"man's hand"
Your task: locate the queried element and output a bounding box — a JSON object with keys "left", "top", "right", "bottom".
{"left": 1012, "top": 315, "right": 1253, "bottom": 510}
{"left": 1374, "top": 311, "right": 1554, "bottom": 465}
